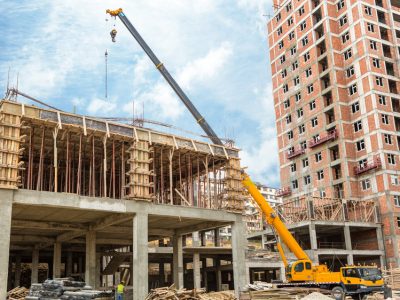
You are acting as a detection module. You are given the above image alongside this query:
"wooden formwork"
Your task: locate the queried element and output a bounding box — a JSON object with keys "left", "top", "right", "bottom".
{"left": 223, "top": 158, "right": 246, "bottom": 213}
{"left": 0, "top": 110, "right": 23, "bottom": 189}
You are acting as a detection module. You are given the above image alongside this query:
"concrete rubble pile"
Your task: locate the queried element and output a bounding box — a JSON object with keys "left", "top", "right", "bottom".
{"left": 145, "top": 285, "right": 236, "bottom": 300}
{"left": 25, "top": 278, "right": 113, "bottom": 300}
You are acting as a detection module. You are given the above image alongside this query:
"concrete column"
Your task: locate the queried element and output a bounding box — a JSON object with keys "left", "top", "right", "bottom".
{"left": 78, "top": 255, "right": 83, "bottom": 274}
{"left": 173, "top": 234, "right": 184, "bottom": 289}
{"left": 192, "top": 232, "right": 201, "bottom": 289}
{"left": 215, "top": 259, "right": 222, "bottom": 291}
{"left": 214, "top": 229, "right": 220, "bottom": 247}
{"left": 31, "top": 248, "right": 39, "bottom": 284}
{"left": 347, "top": 254, "right": 354, "bottom": 266}
{"left": 66, "top": 251, "right": 73, "bottom": 277}
{"left": 159, "top": 261, "right": 165, "bottom": 286}
{"left": 0, "top": 190, "right": 13, "bottom": 299}
{"left": 344, "top": 224, "right": 352, "bottom": 251}
{"left": 279, "top": 265, "right": 286, "bottom": 281}
{"left": 261, "top": 234, "right": 266, "bottom": 250}
{"left": 85, "top": 231, "right": 96, "bottom": 287}
{"left": 53, "top": 242, "right": 62, "bottom": 278}
{"left": 231, "top": 217, "right": 248, "bottom": 297}
{"left": 202, "top": 259, "right": 208, "bottom": 290}
{"left": 376, "top": 227, "right": 385, "bottom": 251}
{"left": 309, "top": 223, "right": 319, "bottom": 264}
{"left": 15, "top": 256, "right": 21, "bottom": 287}
{"left": 132, "top": 213, "right": 148, "bottom": 299}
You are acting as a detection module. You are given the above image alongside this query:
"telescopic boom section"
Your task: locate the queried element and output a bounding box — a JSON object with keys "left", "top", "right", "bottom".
{"left": 242, "top": 173, "right": 310, "bottom": 261}
{"left": 106, "top": 8, "right": 223, "bottom": 146}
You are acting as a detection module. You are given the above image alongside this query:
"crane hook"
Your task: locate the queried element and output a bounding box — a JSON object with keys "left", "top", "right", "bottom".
{"left": 110, "top": 29, "right": 117, "bottom": 43}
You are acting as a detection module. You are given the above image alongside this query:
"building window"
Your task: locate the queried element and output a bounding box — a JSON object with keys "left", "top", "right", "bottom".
{"left": 315, "top": 152, "right": 322, "bottom": 162}
{"left": 299, "top": 6, "right": 305, "bottom": 15}
{"left": 346, "top": 66, "right": 355, "bottom": 77}
{"left": 361, "top": 179, "right": 371, "bottom": 190}
{"left": 281, "top": 69, "right": 287, "bottom": 78}
{"left": 337, "top": 0, "right": 345, "bottom": 10}
{"left": 351, "top": 101, "right": 360, "bottom": 113}
{"left": 344, "top": 48, "right": 352, "bottom": 60}
{"left": 304, "top": 175, "right": 311, "bottom": 185}
{"left": 292, "top": 179, "right": 298, "bottom": 189}
{"left": 359, "top": 159, "right": 367, "bottom": 168}
{"left": 317, "top": 170, "right": 324, "bottom": 180}
{"left": 291, "top": 47, "right": 297, "bottom": 55}
{"left": 288, "top": 17, "right": 294, "bottom": 26}
{"left": 295, "top": 92, "right": 302, "bottom": 102}
{"left": 309, "top": 100, "right": 316, "bottom": 110}
{"left": 349, "top": 84, "right": 357, "bottom": 95}
{"left": 276, "top": 13, "right": 281, "bottom": 22}
{"left": 277, "top": 27, "right": 283, "bottom": 35}
{"left": 364, "top": 6, "right": 372, "bottom": 16}
{"left": 388, "top": 153, "right": 396, "bottom": 165}
{"left": 283, "top": 84, "right": 289, "bottom": 93}
{"left": 367, "top": 23, "right": 375, "bottom": 32}
{"left": 302, "top": 36, "right": 309, "bottom": 46}
{"left": 290, "top": 163, "right": 297, "bottom": 172}
{"left": 286, "top": 2, "right": 292, "bottom": 12}
{"left": 354, "top": 120, "right": 363, "bottom": 132}
{"left": 376, "top": 76, "right": 384, "bottom": 86}
{"left": 381, "top": 114, "right": 389, "bottom": 124}
{"left": 339, "top": 15, "right": 347, "bottom": 26}
{"left": 280, "top": 55, "right": 286, "bottom": 64}
{"left": 391, "top": 175, "right": 399, "bottom": 185}
{"left": 297, "top": 108, "right": 304, "bottom": 118}
{"left": 289, "top": 31, "right": 295, "bottom": 40}
{"left": 342, "top": 31, "right": 350, "bottom": 43}
{"left": 286, "top": 114, "right": 292, "bottom": 124}
{"left": 378, "top": 95, "right": 386, "bottom": 105}
{"left": 300, "top": 21, "right": 307, "bottom": 31}
{"left": 301, "top": 141, "right": 307, "bottom": 149}
{"left": 397, "top": 217, "right": 400, "bottom": 228}
{"left": 288, "top": 130, "right": 293, "bottom": 139}
{"left": 320, "top": 189, "right": 326, "bottom": 197}
{"left": 302, "top": 158, "right": 309, "bottom": 168}
{"left": 394, "top": 195, "right": 400, "bottom": 207}
{"left": 294, "top": 76, "right": 300, "bottom": 85}
{"left": 292, "top": 61, "right": 298, "bottom": 70}
{"left": 306, "top": 68, "right": 312, "bottom": 77}
{"left": 304, "top": 52, "right": 310, "bottom": 62}
{"left": 278, "top": 41, "right": 284, "bottom": 49}
{"left": 311, "top": 117, "right": 318, "bottom": 127}
{"left": 370, "top": 40, "right": 377, "bottom": 50}
{"left": 372, "top": 58, "right": 380, "bottom": 68}
{"left": 284, "top": 98, "right": 290, "bottom": 108}
{"left": 356, "top": 139, "right": 365, "bottom": 151}
{"left": 384, "top": 134, "right": 392, "bottom": 144}
{"left": 299, "top": 124, "right": 305, "bottom": 134}
{"left": 307, "top": 84, "right": 314, "bottom": 94}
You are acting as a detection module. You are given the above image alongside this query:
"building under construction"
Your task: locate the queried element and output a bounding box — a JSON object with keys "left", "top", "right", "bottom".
{"left": 0, "top": 99, "right": 249, "bottom": 299}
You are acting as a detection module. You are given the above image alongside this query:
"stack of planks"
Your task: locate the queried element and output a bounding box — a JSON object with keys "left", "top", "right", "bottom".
{"left": 242, "top": 287, "right": 332, "bottom": 300}
{"left": 383, "top": 267, "right": 400, "bottom": 290}
{"left": 145, "top": 285, "right": 235, "bottom": 299}
{"left": 7, "top": 287, "right": 29, "bottom": 300}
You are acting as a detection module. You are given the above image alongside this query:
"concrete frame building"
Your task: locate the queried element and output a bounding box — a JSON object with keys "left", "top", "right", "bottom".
{"left": 0, "top": 100, "right": 249, "bottom": 299}
{"left": 267, "top": 0, "right": 400, "bottom": 267}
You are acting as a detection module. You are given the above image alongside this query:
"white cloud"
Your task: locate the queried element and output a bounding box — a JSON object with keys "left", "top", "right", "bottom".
{"left": 87, "top": 98, "right": 117, "bottom": 115}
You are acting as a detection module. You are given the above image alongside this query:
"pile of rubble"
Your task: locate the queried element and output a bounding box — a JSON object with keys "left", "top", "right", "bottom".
{"left": 25, "top": 278, "right": 113, "bottom": 300}
{"left": 145, "top": 285, "right": 235, "bottom": 300}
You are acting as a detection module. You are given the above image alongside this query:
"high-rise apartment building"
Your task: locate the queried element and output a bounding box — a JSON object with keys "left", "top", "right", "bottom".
{"left": 268, "top": 0, "right": 400, "bottom": 267}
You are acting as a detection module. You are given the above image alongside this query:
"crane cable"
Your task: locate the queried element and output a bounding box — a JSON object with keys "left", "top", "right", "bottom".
{"left": 105, "top": 49, "right": 108, "bottom": 100}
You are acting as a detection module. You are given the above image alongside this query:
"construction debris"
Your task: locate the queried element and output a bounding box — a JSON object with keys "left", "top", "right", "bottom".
{"left": 145, "top": 285, "right": 236, "bottom": 300}
{"left": 384, "top": 267, "right": 400, "bottom": 290}
{"left": 7, "top": 287, "right": 29, "bottom": 300}
{"left": 26, "top": 278, "right": 113, "bottom": 300}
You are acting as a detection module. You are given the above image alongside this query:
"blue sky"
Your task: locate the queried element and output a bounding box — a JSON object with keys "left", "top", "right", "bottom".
{"left": 0, "top": 0, "right": 279, "bottom": 186}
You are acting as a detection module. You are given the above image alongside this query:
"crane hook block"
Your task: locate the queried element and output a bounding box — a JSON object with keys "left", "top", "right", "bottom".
{"left": 110, "top": 29, "right": 118, "bottom": 43}
{"left": 106, "top": 8, "right": 123, "bottom": 17}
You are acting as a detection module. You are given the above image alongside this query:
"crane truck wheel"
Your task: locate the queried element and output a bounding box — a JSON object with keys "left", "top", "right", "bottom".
{"left": 331, "top": 286, "right": 345, "bottom": 300}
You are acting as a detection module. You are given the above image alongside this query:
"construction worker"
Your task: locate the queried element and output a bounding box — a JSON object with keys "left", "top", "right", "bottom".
{"left": 116, "top": 280, "right": 125, "bottom": 300}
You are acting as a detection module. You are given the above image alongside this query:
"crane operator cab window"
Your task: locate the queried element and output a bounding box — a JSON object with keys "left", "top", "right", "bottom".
{"left": 294, "top": 262, "right": 304, "bottom": 272}
{"left": 305, "top": 262, "right": 312, "bottom": 270}
{"left": 343, "top": 268, "right": 360, "bottom": 278}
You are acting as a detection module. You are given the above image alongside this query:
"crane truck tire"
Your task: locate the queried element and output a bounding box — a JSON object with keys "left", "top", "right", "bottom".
{"left": 331, "top": 286, "right": 345, "bottom": 300}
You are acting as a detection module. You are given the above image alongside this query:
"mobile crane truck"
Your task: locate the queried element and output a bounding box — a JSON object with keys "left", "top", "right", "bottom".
{"left": 106, "top": 8, "right": 385, "bottom": 300}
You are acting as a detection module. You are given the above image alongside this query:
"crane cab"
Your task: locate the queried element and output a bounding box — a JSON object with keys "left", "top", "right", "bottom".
{"left": 286, "top": 260, "right": 314, "bottom": 282}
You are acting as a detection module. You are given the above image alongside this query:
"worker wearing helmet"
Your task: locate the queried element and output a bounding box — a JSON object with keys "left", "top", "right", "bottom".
{"left": 116, "top": 281, "right": 125, "bottom": 300}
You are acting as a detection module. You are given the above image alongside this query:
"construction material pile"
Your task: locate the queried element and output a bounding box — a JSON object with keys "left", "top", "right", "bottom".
{"left": 384, "top": 267, "right": 400, "bottom": 290}
{"left": 145, "top": 285, "right": 235, "bottom": 300}
{"left": 25, "top": 278, "right": 113, "bottom": 300}
{"left": 7, "top": 287, "right": 30, "bottom": 300}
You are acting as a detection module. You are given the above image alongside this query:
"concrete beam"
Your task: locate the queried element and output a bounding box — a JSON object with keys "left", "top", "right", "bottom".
{"left": 175, "top": 222, "right": 230, "bottom": 236}
{"left": 90, "top": 214, "right": 133, "bottom": 231}
{"left": 0, "top": 190, "right": 12, "bottom": 299}
{"left": 11, "top": 235, "right": 55, "bottom": 244}
{"left": 132, "top": 213, "right": 148, "bottom": 299}
{"left": 12, "top": 219, "right": 87, "bottom": 231}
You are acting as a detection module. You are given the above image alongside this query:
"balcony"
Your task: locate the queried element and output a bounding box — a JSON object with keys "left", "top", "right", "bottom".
{"left": 354, "top": 155, "right": 382, "bottom": 175}
{"left": 287, "top": 147, "right": 306, "bottom": 159}
{"left": 276, "top": 187, "right": 292, "bottom": 197}
{"left": 308, "top": 129, "right": 338, "bottom": 148}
